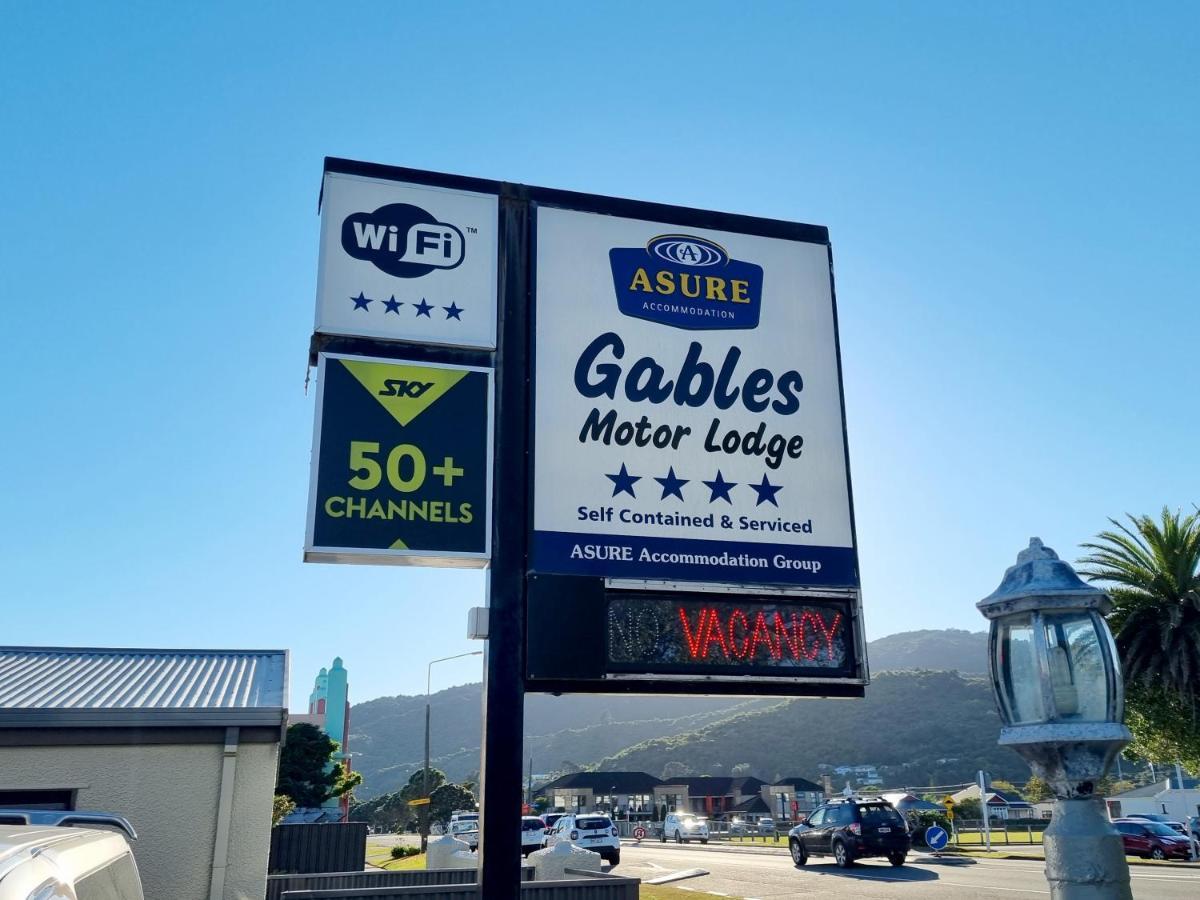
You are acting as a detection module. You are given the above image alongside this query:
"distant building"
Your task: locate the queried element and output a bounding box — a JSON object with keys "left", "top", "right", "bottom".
{"left": 288, "top": 657, "right": 351, "bottom": 820}
{"left": 535, "top": 771, "right": 824, "bottom": 823}
{"left": 950, "top": 784, "right": 1034, "bottom": 820}
{"left": 832, "top": 764, "right": 881, "bottom": 783}
{"left": 0, "top": 645, "right": 287, "bottom": 900}
{"left": 1105, "top": 778, "right": 1200, "bottom": 823}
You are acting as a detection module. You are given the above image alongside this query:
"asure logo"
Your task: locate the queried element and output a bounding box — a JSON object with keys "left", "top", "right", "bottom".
{"left": 341, "top": 203, "right": 465, "bottom": 278}
{"left": 609, "top": 234, "right": 764, "bottom": 330}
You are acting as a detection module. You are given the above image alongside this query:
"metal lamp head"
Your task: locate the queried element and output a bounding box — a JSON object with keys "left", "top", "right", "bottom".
{"left": 978, "top": 539, "right": 1131, "bottom": 799}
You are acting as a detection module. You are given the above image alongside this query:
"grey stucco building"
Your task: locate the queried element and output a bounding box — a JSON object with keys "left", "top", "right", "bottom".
{"left": 0, "top": 646, "right": 287, "bottom": 900}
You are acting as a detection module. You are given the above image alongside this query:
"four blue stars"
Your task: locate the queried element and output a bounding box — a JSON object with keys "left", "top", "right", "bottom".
{"left": 703, "top": 470, "right": 738, "bottom": 504}
{"left": 606, "top": 463, "right": 641, "bottom": 498}
{"left": 750, "top": 473, "right": 783, "bottom": 507}
{"left": 654, "top": 466, "right": 689, "bottom": 501}
{"left": 346, "top": 292, "right": 465, "bottom": 323}
{"left": 604, "top": 468, "right": 783, "bottom": 506}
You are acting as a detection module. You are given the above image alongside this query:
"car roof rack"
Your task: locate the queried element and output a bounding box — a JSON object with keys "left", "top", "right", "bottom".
{"left": 0, "top": 809, "right": 137, "bottom": 840}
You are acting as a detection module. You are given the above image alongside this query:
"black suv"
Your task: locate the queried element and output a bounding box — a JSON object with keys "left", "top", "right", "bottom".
{"left": 788, "top": 798, "right": 910, "bottom": 868}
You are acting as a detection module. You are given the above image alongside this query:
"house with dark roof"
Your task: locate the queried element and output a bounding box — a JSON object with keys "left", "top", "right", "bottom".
{"left": 950, "top": 785, "right": 1035, "bottom": 821}
{"left": 0, "top": 646, "right": 287, "bottom": 900}
{"left": 537, "top": 771, "right": 687, "bottom": 820}
{"left": 536, "top": 771, "right": 825, "bottom": 824}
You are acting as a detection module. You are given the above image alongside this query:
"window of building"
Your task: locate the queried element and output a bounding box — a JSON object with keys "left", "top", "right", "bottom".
{"left": 0, "top": 789, "right": 74, "bottom": 810}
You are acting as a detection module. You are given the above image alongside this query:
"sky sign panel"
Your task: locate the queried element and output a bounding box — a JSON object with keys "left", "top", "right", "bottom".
{"left": 305, "top": 353, "right": 492, "bottom": 566}
{"left": 532, "top": 206, "right": 857, "bottom": 587}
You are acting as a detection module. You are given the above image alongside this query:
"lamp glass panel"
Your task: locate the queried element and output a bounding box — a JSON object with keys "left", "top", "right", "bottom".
{"left": 995, "top": 614, "right": 1045, "bottom": 725}
{"left": 1041, "top": 612, "right": 1109, "bottom": 722}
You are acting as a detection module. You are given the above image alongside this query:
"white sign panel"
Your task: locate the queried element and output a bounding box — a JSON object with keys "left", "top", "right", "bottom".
{"left": 315, "top": 172, "right": 497, "bottom": 349}
{"left": 533, "top": 206, "right": 857, "bottom": 587}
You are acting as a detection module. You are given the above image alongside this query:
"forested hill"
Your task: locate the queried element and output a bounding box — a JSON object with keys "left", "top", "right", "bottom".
{"left": 350, "top": 688, "right": 771, "bottom": 797}
{"left": 596, "top": 670, "right": 1026, "bottom": 787}
{"left": 347, "top": 629, "right": 1006, "bottom": 799}
{"left": 867, "top": 628, "right": 987, "bottom": 675}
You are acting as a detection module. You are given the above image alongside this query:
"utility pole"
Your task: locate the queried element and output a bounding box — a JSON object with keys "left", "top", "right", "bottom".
{"left": 424, "top": 651, "right": 482, "bottom": 852}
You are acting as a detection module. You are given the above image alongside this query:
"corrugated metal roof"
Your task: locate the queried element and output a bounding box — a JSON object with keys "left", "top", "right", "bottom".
{"left": 0, "top": 647, "right": 287, "bottom": 711}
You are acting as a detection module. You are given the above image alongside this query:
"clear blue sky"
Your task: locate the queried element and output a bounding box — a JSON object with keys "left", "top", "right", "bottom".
{"left": 2, "top": 3, "right": 1196, "bottom": 710}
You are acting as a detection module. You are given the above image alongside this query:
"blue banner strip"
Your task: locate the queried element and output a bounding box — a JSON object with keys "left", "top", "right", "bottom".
{"left": 531, "top": 530, "right": 859, "bottom": 587}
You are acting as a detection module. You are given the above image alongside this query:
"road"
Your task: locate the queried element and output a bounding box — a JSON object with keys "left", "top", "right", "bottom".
{"left": 615, "top": 841, "right": 1200, "bottom": 899}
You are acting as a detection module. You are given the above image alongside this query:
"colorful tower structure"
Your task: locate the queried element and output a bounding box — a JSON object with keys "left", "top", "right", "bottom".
{"left": 303, "top": 657, "right": 352, "bottom": 818}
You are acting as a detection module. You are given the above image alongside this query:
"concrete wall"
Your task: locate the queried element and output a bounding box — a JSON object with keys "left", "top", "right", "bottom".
{"left": 0, "top": 735, "right": 278, "bottom": 900}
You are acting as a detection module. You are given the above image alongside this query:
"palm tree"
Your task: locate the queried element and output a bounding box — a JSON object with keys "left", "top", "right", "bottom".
{"left": 1078, "top": 507, "right": 1200, "bottom": 711}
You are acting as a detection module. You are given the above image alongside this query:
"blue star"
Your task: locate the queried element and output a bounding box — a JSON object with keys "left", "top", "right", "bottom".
{"left": 383, "top": 295, "right": 403, "bottom": 314}
{"left": 750, "top": 473, "right": 783, "bottom": 507}
{"left": 654, "top": 466, "right": 688, "bottom": 501}
{"left": 703, "top": 470, "right": 737, "bottom": 504}
{"left": 605, "top": 463, "right": 641, "bottom": 498}
{"left": 414, "top": 298, "right": 433, "bottom": 317}
{"left": 444, "top": 302, "right": 463, "bottom": 320}
{"left": 351, "top": 292, "right": 372, "bottom": 311}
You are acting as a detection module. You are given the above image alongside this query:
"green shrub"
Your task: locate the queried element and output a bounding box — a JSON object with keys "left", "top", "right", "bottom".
{"left": 391, "top": 846, "right": 404, "bottom": 859}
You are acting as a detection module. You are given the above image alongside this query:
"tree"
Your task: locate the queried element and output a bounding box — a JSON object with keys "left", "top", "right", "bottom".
{"left": 1022, "top": 776, "right": 1051, "bottom": 803}
{"left": 430, "top": 783, "right": 476, "bottom": 826}
{"left": 272, "top": 793, "right": 296, "bottom": 826}
{"left": 1080, "top": 508, "right": 1200, "bottom": 708}
{"left": 954, "top": 798, "right": 982, "bottom": 820}
{"left": 1080, "top": 508, "right": 1200, "bottom": 767}
{"left": 350, "top": 791, "right": 415, "bottom": 833}
{"left": 1122, "top": 682, "right": 1200, "bottom": 771}
{"left": 400, "top": 768, "right": 446, "bottom": 852}
{"left": 276, "top": 723, "right": 362, "bottom": 808}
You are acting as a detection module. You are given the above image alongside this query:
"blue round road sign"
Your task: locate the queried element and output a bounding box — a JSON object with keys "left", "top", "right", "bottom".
{"left": 925, "top": 825, "right": 948, "bottom": 851}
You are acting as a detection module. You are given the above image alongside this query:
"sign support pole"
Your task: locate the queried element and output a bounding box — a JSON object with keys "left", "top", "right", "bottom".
{"left": 478, "top": 189, "right": 529, "bottom": 899}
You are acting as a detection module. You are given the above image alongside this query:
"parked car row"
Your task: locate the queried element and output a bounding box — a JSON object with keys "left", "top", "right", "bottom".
{"left": 1112, "top": 818, "right": 1195, "bottom": 860}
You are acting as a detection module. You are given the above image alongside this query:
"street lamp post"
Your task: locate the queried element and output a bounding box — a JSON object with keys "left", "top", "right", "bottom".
{"left": 977, "top": 538, "right": 1133, "bottom": 900}
{"left": 422, "top": 651, "right": 483, "bottom": 853}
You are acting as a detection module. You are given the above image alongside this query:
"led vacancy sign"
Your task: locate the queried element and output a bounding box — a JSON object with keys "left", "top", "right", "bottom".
{"left": 606, "top": 593, "right": 852, "bottom": 678}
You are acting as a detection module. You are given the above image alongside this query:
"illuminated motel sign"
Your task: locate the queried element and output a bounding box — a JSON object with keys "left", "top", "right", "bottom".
{"left": 306, "top": 157, "right": 867, "bottom": 699}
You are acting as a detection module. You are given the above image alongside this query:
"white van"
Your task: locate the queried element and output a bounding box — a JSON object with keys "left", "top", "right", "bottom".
{"left": 0, "top": 824, "right": 144, "bottom": 899}
{"left": 662, "top": 812, "right": 709, "bottom": 844}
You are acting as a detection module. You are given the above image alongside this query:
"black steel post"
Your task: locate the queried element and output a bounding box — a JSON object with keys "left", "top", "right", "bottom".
{"left": 478, "top": 188, "right": 529, "bottom": 898}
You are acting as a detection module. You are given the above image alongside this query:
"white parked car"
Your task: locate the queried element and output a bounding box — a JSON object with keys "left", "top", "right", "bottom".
{"left": 543, "top": 814, "right": 621, "bottom": 865}
{"left": 0, "top": 820, "right": 143, "bottom": 899}
{"left": 662, "top": 813, "right": 709, "bottom": 844}
{"left": 757, "top": 817, "right": 776, "bottom": 834}
{"left": 521, "top": 816, "right": 547, "bottom": 856}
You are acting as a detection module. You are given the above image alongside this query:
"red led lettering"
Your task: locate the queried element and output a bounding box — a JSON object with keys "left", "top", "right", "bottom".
{"left": 700, "top": 609, "right": 730, "bottom": 658}
{"left": 678, "top": 607, "right": 707, "bottom": 659}
{"left": 673, "top": 605, "right": 842, "bottom": 664}
{"left": 818, "top": 612, "right": 842, "bottom": 660}
{"left": 774, "top": 612, "right": 801, "bottom": 659}
{"left": 750, "top": 611, "right": 779, "bottom": 659}
{"left": 728, "top": 609, "right": 751, "bottom": 659}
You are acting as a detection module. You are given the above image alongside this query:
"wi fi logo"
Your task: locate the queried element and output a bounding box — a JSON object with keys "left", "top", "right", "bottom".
{"left": 341, "top": 203, "right": 465, "bottom": 279}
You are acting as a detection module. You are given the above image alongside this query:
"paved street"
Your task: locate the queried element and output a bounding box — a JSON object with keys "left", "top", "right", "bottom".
{"left": 616, "top": 842, "right": 1200, "bottom": 899}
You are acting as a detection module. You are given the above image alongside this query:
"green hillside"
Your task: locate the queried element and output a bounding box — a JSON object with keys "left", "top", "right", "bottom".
{"left": 347, "top": 629, "right": 1018, "bottom": 799}
{"left": 595, "top": 670, "right": 1026, "bottom": 788}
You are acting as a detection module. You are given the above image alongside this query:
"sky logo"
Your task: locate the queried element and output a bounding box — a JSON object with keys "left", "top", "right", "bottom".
{"left": 341, "top": 202, "right": 465, "bottom": 278}
{"left": 609, "top": 234, "right": 763, "bottom": 330}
